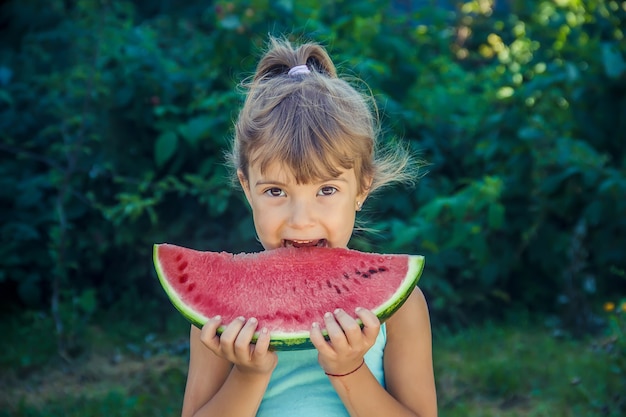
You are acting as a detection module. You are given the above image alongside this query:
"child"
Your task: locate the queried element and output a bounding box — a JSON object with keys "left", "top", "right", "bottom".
{"left": 181, "top": 37, "right": 437, "bottom": 417}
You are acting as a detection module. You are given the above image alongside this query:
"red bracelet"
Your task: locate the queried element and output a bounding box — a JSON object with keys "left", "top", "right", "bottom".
{"left": 324, "top": 359, "right": 366, "bottom": 377}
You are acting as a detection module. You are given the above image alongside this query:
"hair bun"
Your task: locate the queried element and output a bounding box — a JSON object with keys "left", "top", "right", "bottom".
{"left": 252, "top": 37, "right": 337, "bottom": 82}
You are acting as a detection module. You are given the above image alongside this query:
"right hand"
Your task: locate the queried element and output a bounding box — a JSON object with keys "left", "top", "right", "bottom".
{"left": 199, "top": 316, "right": 278, "bottom": 375}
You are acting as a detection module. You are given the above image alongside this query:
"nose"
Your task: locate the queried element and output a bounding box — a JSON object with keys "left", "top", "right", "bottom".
{"left": 288, "top": 199, "right": 315, "bottom": 229}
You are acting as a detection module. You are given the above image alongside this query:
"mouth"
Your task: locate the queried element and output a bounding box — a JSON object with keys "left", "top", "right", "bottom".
{"left": 283, "top": 239, "right": 328, "bottom": 248}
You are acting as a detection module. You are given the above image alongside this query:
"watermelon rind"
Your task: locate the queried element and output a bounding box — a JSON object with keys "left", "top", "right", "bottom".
{"left": 371, "top": 254, "right": 424, "bottom": 321}
{"left": 153, "top": 245, "right": 211, "bottom": 328}
{"left": 153, "top": 244, "right": 425, "bottom": 351}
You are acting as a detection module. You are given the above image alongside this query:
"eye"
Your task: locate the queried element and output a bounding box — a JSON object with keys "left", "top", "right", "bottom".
{"left": 318, "top": 186, "right": 337, "bottom": 196}
{"left": 264, "top": 187, "right": 285, "bottom": 197}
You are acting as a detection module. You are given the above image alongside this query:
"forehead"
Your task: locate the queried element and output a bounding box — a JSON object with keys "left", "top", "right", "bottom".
{"left": 248, "top": 157, "right": 355, "bottom": 184}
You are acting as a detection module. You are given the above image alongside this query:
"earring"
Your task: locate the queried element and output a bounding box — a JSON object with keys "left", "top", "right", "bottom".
{"left": 356, "top": 201, "right": 362, "bottom": 211}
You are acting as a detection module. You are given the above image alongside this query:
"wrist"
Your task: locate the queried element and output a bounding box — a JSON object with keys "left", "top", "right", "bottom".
{"left": 324, "top": 359, "right": 366, "bottom": 378}
{"left": 232, "top": 363, "right": 276, "bottom": 379}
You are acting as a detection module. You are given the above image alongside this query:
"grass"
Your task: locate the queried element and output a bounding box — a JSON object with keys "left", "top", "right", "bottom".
{"left": 0, "top": 309, "right": 622, "bottom": 416}
{"left": 433, "top": 322, "right": 620, "bottom": 416}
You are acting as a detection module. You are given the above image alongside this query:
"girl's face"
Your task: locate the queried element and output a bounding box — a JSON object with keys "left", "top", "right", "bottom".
{"left": 238, "top": 160, "right": 370, "bottom": 250}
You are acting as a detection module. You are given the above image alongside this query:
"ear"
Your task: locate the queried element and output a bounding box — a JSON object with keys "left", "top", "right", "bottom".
{"left": 356, "top": 176, "right": 373, "bottom": 211}
{"left": 237, "top": 169, "right": 252, "bottom": 206}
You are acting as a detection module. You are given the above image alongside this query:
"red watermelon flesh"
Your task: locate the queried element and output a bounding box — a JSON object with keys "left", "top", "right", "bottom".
{"left": 153, "top": 243, "right": 424, "bottom": 350}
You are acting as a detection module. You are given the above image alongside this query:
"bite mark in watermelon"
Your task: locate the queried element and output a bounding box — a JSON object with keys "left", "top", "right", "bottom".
{"left": 153, "top": 243, "right": 425, "bottom": 350}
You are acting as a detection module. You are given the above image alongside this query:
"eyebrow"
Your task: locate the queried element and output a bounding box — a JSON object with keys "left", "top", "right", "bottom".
{"left": 254, "top": 176, "right": 349, "bottom": 188}
{"left": 254, "top": 180, "right": 288, "bottom": 188}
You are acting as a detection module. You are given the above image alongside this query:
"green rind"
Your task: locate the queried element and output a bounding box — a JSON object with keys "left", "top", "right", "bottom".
{"left": 153, "top": 244, "right": 208, "bottom": 329}
{"left": 373, "top": 254, "right": 425, "bottom": 322}
{"left": 154, "top": 244, "right": 425, "bottom": 351}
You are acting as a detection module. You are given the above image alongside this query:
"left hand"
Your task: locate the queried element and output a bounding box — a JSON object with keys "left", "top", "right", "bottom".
{"left": 310, "top": 307, "right": 380, "bottom": 376}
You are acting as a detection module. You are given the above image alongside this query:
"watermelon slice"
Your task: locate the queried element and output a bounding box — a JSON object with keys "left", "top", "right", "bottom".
{"left": 153, "top": 243, "right": 424, "bottom": 350}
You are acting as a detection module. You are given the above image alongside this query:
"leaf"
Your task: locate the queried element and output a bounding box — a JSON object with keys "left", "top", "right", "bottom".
{"left": 0, "top": 65, "right": 13, "bottom": 85}
{"left": 274, "top": 0, "right": 294, "bottom": 14}
{"left": 496, "top": 86, "right": 514, "bottom": 99}
{"left": 17, "top": 273, "right": 42, "bottom": 307}
{"left": 487, "top": 203, "right": 505, "bottom": 230}
{"left": 178, "top": 115, "right": 221, "bottom": 146}
{"left": 154, "top": 131, "right": 179, "bottom": 167}
{"left": 114, "top": 86, "right": 134, "bottom": 107}
{"left": 76, "top": 289, "right": 98, "bottom": 315}
{"left": 602, "top": 42, "right": 626, "bottom": 79}
{"left": 518, "top": 126, "right": 543, "bottom": 141}
{"left": 0, "top": 89, "right": 13, "bottom": 106}
{"left": 540, "top": 167, "right": 579, "bottom": 195}
{"left": 219, "top": 15, "right": 241, "bottom": 30}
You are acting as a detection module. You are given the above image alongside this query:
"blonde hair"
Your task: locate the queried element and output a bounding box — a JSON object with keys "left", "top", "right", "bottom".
{"left": 230, "top": 37, "right": 414, "bottom": 195}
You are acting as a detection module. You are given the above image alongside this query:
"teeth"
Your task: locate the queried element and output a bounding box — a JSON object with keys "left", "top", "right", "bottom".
{"left": 284, "top": 239, "right": 327, "bottom": 248}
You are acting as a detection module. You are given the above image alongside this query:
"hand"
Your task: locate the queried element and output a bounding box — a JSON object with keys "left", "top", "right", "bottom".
{"left": 199, "top": 316, "right": 277, "bottom": 375}
{"left": 310, "top": 307, "right": 380, "bottom": 376}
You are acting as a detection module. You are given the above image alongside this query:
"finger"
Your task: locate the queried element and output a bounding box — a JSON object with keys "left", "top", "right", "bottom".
{"left": 234, "top": 317, "right": 259, "bottom": 358}
{"left": 356, "top": 307, "right": 380, "bottom": 342}
{"left": 199, "top": 315, "right": 223, "bottom": 351}
{"left": 333, "top": 308, "right": 363, "bottom": 345}
{"left": 324, "top": 311, "right": 349, "bottom": 349}
{"left": 219, "top": 316, "right": 246, "bottom": 355}
{"left": 310, "top": 321, "right": 331, "bottom": 351}
{"left": 252, "top": 326, "right": 271, "bottom": 356}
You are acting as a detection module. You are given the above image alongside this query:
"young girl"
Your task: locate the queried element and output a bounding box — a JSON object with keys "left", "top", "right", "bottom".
{"left": 181, "top": 37, "right": 437, "bottom": 417}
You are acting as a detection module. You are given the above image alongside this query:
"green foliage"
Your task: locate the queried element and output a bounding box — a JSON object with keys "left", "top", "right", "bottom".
{"left": 356, "top": 0, "right": 626, "bottom": 327}
{"left": 0, "top": 0, "right": 624, "bottom": 349}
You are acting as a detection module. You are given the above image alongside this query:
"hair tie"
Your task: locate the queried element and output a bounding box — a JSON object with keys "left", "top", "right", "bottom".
{"left": 288, "top": 64, "right": 311, "bottom": 76}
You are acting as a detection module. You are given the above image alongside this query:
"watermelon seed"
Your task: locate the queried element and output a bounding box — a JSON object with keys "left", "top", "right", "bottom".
{"left": 342, "top": 284, "right": 350, "bottom": 292}
{"left": 175, "top": 254, "right": 183, "bottom": 262}
{"left": 368, "top": 268, "right": 378, "bottom": 274}
{"left": 352, "top": 278, "right": 361, "bottom": 285}
{"left": 326, "top": 280, "right": 332, "bottom": 288}
{"left": 378, "top": 266, "right": 388, "bottom": 272}
{"left": 187, "top": 283, "right": 196, "bottom": 292}
{"left": 343, "top": 272, "right": 350, "bottom": 279}
{"left": 292, "top": 285, "right": 296, "bottom": 293}
{"left": 361, "top": 273, "right": 370, "bottom": 278}
{"left": 355, "top": 270, "right": 361, "bottom": 275}
{"left": 334, "top": 285, "right": 341, "bottom": 294}
{"left": 179, "top": 274, "right": 189, "bottom": 284}
{"left": 178, "top": 261, "right": 188, "bottom": 271}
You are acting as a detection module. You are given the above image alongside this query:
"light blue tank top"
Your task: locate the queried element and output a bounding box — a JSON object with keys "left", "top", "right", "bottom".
{"left": 256, "top": 324, "right": 387, "bottom": 416}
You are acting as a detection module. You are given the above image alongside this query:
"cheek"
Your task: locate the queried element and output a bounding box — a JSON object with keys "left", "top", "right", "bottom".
{"left": 252, "top": 210, "right": 272, "bottom": 231}
{"left": 329, "top": 207, "right": 356, "bottom": 232}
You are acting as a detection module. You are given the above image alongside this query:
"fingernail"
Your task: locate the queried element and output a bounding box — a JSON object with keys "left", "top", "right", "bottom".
{"left": 261, "top": 327, "right": 268, "bottom": 334}
{"left": 214, "top": 315, "right": 222, "bottom": 321}
{"left": 312, "top": 322, "right": 319, "bottom": 328}
{"left": 355, "top": 307, "right": 363, "bottom": 313}
{"left": 249, "top": 317, "right": 258, "bottom": 324}
{"left": 325, "top": 312, "right": 332, "bottom": 318}
{"left": 237, "top": 316, "right": 245, "bottom": 321}
{"left": 334, "top": 308, "right": 343, "bottom": 315}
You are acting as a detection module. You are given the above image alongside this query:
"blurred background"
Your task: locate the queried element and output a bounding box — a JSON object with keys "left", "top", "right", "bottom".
{"left": 0, "top": 0, "right": 624, "bottom": 415}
